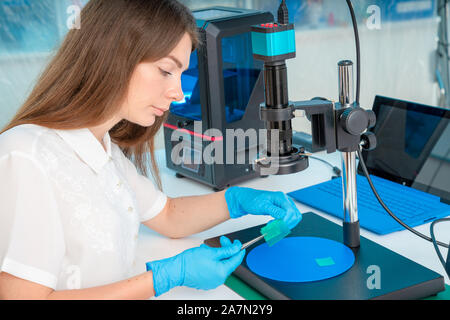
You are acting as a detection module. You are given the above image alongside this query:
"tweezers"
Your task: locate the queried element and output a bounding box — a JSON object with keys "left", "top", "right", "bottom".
{"left": 241, "top": 234, "right": 266, "bottom": 250}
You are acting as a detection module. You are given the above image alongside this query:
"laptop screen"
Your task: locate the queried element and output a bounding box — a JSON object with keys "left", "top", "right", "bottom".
{"left": 360, "top": 96, "right": 450, "bottom": 203}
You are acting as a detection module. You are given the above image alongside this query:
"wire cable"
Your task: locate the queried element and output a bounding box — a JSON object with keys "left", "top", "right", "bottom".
{"left": 309, "top": 156, "right": 341, "bottom": 176}
{"left": 430, "top": 218, "right": 450, "bottom": 271}
{"left": 345, "top": 0, "right": 360, "bottom": 104}
{"left": 357, "top": 147, "right": 449, "bottom": 249}
{"left": 346, "top": 0, "right": 449, "bottom": 250}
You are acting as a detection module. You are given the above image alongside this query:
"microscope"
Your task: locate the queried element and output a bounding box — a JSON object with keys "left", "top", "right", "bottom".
{"left": 205, "top": 0, "right": 445, "bottom": 300}
{"left": 251, "top": 1, "right": 376, "bottom": 249}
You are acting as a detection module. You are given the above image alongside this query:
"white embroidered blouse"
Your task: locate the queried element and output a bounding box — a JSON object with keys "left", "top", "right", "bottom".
{"left": 0, "top": 124, "right": 167, "bottom": 290}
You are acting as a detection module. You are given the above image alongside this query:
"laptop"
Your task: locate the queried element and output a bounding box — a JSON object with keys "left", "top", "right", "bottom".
{"left": 288, "top": 96, "right": 450, "bottom": 235}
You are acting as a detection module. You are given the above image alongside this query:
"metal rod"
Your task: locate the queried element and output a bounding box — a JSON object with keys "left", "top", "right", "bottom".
{"left": 338, "top": 60, "right": 354, "bottom": 106}
{"left": 241, "top": 234, "right": 266, "bottom": 250}
{"left": 338, "top": 60, "right": 360, "bottom": 247}
{"left": 341, "top": 152, "right": 358, "bottom": 223}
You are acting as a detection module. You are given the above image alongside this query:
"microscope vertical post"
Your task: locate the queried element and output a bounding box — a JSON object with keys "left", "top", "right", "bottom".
{"left": 338, "top": 61, "right": 360, "bottom": 248}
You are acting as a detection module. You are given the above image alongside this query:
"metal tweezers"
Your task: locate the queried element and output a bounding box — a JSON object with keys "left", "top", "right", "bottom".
{"left": 241, "top": 234, "right": 266, "bottom": 250}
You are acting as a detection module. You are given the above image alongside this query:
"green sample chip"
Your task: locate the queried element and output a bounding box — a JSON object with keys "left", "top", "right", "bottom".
{"left": 315, "top": 257, "right": 335, "bottom": 267}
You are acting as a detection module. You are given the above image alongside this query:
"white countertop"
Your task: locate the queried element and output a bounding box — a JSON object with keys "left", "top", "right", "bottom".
{"left": 134, "top": 150, "right": 450, "bottom": 300}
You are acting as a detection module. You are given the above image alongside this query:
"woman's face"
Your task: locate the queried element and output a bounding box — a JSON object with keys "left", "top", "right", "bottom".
{"left": 120, "top": 32, "right": 192, "bottom": 127}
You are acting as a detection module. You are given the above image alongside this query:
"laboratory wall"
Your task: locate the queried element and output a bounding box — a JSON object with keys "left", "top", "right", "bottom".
{"left": 0, "top": 0, "right": 89, "bottom": 129}
{"left": 0, "top": 0, "right": 442, "bottom": 148}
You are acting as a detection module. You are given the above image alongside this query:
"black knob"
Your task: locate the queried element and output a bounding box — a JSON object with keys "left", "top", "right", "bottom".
{"left": 366, "top": 110, "right": 376, "bottom": 128}
{"left": 340, "top": 108, "right": 368, "bottom": 136}
{"left": 177, "top": 120, "right": 193, "bottom": 128}
{"left": 360, "top": 132, "right": 377, "bottom": 151}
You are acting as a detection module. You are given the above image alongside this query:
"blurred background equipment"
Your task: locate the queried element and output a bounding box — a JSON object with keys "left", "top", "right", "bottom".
{"left": 163, "top": 7, "right": 273, "bottom": 191}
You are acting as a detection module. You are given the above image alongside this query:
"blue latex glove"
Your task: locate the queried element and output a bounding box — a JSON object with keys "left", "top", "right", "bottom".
{"left": 146, "top": 236, "right": 245, "bottom": 297}
{"left": 225, "top": 187, "right": 302, "bottom": 230}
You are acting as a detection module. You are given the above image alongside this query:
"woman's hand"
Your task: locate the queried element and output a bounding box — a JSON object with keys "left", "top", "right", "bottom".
{"left": 225, "top": 187, "right": 302, "bottom": 230}
{"left": 146, "top": 236, "right": 245, "bottom": 297}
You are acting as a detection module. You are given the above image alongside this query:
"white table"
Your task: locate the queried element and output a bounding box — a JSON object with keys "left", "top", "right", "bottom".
{"left": 134, "top": 150, "right": 450, "bottom": 300}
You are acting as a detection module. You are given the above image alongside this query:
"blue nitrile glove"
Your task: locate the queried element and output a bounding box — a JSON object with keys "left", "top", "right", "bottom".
{"left": 146, "top": 236, "right": 245, "bottom": 297}
{"left": 225, "top": 187, "right": 302, "bottom": 230}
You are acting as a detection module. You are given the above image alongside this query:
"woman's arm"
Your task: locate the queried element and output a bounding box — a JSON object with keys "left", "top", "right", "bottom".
{"left": 0, "top": 271, "right": 155, "bottom": 300}
{"left": 144, "top": 190, "right": 230, "bottom": 239}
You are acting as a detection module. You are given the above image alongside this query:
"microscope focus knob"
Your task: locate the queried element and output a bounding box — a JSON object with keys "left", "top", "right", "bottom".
{"left": 177, "top": 120, "right": 194, "bottom": 128}
{"left": 360, "top": 132, "right": 377, "bottom": 151}
{"left": 340, "top": 107, "right": 369, "bottom": 136}
{"left": 366, "top": 110, "right": 376, "bottom": 129}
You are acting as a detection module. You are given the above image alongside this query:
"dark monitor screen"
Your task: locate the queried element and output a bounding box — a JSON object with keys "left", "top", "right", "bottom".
{"left": 360, "top": 96, "right": 450, "bottom": 203}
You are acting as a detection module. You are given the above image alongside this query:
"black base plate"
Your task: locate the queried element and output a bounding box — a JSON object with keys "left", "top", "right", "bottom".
{"left": 204, "top": 212, "right": 445, "bottom": 300}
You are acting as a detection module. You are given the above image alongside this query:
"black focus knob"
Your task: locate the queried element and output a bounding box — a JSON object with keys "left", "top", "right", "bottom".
{"left": 340, "top": 107, "right": 369, "bottom": 136}
{"left": 366, "top": 110, "right": 376, "bottom": 129}
{"left": 360, "top": 132, "right": 377, "bottom": 151}
{"left": 177, "top": 120, "right": 193, "bottom": 128}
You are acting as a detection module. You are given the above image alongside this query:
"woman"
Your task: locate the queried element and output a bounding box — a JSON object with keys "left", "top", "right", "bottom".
{"left": 0, "top": 0, "right": 301, "bottom": 299}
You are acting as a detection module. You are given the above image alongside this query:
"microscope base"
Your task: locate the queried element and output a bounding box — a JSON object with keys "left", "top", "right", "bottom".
{"left": 204, "top": 212, "right": 445, "bottom": 300}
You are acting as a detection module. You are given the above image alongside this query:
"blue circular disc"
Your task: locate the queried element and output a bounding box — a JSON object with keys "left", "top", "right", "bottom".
{"left": 246, "top": 237, "right": 355, "bottom": 283}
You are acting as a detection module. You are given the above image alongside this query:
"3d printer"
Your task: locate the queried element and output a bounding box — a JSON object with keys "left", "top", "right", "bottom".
{"left": 163, "top": 7, "right": 273, "bottom": 191}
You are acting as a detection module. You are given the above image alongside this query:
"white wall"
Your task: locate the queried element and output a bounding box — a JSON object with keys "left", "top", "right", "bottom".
{"left": 0, "top": 53, "right": 52, "bottom": 129}
{"left": 289, "top": 18, "right": 440, "bottom": 134}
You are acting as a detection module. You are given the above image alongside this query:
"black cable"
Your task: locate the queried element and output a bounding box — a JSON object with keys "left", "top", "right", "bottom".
{"left": 345, "top": 0, "right": 360, "bottom": 104}
{"left": 357, "top": 147, "right": 449, "bottom": 249}
{"left": 345, "top": 0, "right": 449, "bottom": 250}
{"left": 430, "top": 218, "right": 450, "bottom": 272}
{"left": 277, "top": 0, "right": 289, "bottom": 25}
{"left": 308, "top": 156, "right": 341, "bottom": 176}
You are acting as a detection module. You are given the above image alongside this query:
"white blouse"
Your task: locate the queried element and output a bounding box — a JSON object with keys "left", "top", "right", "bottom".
{"left": 0, "top": 124, "right": 167, "bottom": 290}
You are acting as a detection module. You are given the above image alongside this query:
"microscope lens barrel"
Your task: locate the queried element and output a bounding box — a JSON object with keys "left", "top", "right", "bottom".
{"left": 264, "top": 61, "right": 293, "bottom": 156}
{"left": 264, "top": 62, "right": 289, "bottom": 108}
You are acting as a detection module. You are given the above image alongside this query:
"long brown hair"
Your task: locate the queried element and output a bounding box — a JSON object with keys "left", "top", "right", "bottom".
{"left": 0, "top": 0, "right": 199, "bottom": 190}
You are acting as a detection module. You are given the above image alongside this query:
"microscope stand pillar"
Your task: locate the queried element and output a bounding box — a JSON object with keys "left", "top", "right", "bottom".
{"left": 341, "top": 151, "right": 360, "bottom": 247}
